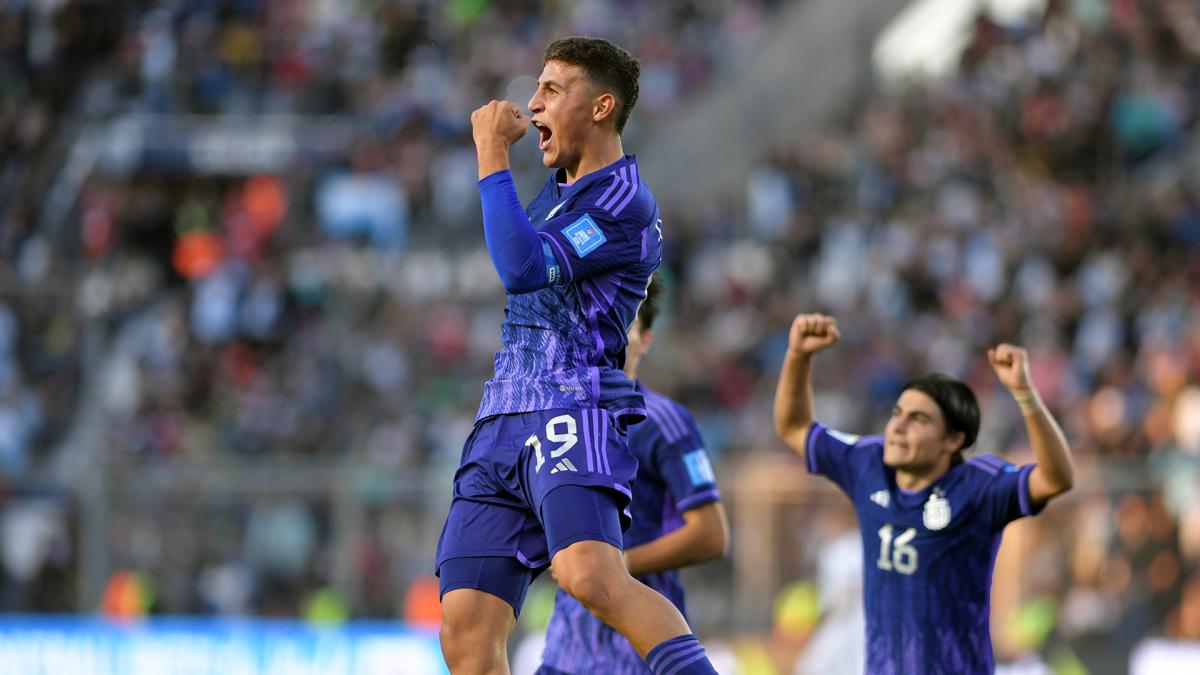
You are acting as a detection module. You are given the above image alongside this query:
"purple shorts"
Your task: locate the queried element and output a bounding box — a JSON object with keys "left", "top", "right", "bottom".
{"left": 435, "top": 408, "right": 637, "bottom": 573}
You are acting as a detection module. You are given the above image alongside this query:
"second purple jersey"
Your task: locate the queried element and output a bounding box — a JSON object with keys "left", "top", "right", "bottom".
{"left": 476, "top": 155, "right": 662, "bottom": 425}
{"left": 539, "top": 383, "right": 721, "bottom": 674}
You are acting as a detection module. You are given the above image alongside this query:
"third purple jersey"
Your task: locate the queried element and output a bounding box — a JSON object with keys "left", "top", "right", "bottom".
{"left": 806, "top": 422, "right": 1044, "bottom": 674}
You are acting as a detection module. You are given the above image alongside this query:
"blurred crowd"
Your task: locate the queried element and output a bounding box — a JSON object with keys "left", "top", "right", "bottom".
{"left": 721, "top": 0, "right": 1200, "bottom": 670}
{"left": 0, "top": 0, "right": 775, "bottom": 620}
{"left": 2, "top": 0, "right": 1200, "bottom": 672}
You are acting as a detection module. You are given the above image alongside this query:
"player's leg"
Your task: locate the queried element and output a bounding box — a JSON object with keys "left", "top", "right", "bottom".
{"left": 438, "top": 548, "right": 537, "bottom": 674}
{"left": 435, "top": 417, "right": 544, "bottom": 675}
{"left": 440, "top": 586, "right": 517, "bottom": 675}
{"left": 542, "top": 485, "right": 718, "bottom": 674}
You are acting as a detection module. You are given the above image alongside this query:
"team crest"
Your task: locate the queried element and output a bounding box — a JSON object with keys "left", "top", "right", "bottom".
{"left": 923, "top": 489, "right": 952, "bottom": 530}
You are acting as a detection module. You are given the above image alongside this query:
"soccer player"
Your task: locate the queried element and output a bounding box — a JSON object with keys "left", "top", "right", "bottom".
{"left": 538, "top": 278, "right": 729, "bottom": 674}
{"left": 774, "top": 314, "right": 1075, "bottom": 674}
{"left": 436, "top": 37, "right": 719, "bottom": 675}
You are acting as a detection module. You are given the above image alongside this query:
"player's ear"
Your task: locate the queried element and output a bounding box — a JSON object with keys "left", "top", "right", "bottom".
{"left": 642, "top": 327, "right": 654, "bottom": 352}
{"left": 945, "top": 430, "right": 966, "bottom": 455}
{"left": 593, "top": 92, "right": 618, "bottom": 126}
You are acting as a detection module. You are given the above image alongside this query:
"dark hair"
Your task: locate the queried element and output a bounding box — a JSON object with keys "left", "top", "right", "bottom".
{"left": 635, "top": 275, "right": 662, "bottom": 331}
{"left": 902, "top": 373, "right": 980, "bottom": 462}
{"left": 544, "top": 36, "right": 640, "bottom": 133}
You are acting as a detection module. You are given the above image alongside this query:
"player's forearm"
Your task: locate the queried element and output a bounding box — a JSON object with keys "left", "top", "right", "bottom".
{"left": 478, "top": 170, "right": 552, "bottom": 293}
{"left": 774, "top": 349, "right": 815, "bottom": 448}
{"left": 476, "top": 139, "right": 511, "bottom": 180}
{"left": 624, "top": 518, "right": 727, "bottom": 577}
{"left": 1017, "top": 388, "right": 1074, "bottom": 495}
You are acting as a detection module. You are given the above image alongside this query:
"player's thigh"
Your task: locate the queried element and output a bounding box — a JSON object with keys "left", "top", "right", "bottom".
{"left": 440, "top": 586, "right": 518, "bottom": 667}
{"left": 437, "top": 415, "right": 550, "bottom": 577}
{"left": 541, "top": 483, "right": 625, "bottom": 562}
{"left": 441, "top": 587, "right": 518, "bottom": 637}
{"left": 439, "top": 556, "right": 533, "bottom": 627}
{"left": 543, "top": 485, "right": 629, "bottom": 600}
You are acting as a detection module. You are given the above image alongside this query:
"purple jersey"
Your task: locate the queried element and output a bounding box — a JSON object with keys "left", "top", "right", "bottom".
{"left": 805, "top": 422, "right": 1044, "bottom": 674}
{"left": 477, "top": 155, "right": 662, "bottom": 425}
{"left": 540, "top": 383, "right": 720, "bottom": 674}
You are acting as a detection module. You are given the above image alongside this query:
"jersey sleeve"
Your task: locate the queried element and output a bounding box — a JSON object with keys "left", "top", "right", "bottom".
{"left": 537, "top": 174, "right": 658, "bottom": 284}
{"left": 966, "top": 456, "right": 1044, "bottom": 529}
{"left": 651, "top": 405, "right": 721, "bottom": 513}
{"left": 805, "top": 422, "right": 883, "bottom": 496}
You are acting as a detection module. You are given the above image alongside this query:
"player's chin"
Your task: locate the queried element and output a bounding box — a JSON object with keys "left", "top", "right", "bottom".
{"left": 882, "top": 448, "right": 909, "bottom": 467}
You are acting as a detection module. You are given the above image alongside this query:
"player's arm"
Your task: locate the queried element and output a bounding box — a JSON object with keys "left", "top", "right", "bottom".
{"left": 773, "top": 314, "right": 840, "bottom": 461}
{"left": 988, "top": 344, "right": 1074, "bottom": 506}
{"left": 471, "top": 100, "right": 559, "bottom": 294}
{"left": 624, "top": 502, "right": 729, "bottom": 577}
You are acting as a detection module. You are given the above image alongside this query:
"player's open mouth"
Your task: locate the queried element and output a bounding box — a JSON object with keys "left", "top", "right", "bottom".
{"left": 533, "top": 121, "right": 552, "bottom": 151}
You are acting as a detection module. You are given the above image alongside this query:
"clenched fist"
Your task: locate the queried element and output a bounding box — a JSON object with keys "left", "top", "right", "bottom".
{"left": 471, "top": 100, "right": 529, "bottom": 151}
{"left": 988, "top": 343, "right": 1033, "bottom": 393}
{"left": 787, "top": 314, "right": 840, "bottom": 356}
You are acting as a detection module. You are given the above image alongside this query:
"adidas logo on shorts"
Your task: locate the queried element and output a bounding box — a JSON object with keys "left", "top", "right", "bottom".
{"left": 550, "top": 458, "right": 578, "bottom": 474}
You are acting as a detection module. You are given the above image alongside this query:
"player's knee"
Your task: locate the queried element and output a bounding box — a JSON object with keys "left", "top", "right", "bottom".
{"left": 440, "top": 615, "right": 505, "bottom": 670}
{"left": 438, "top": 621, "right": 465, "bottom": 663}
{"left": 554, "top": 552, "right": 627, "bottom": 612}
{"left": 563, "top": 566, "right": 623, "bottom": 611}
{"left": 439, "top": 592, "right": 512, "bottom": 670}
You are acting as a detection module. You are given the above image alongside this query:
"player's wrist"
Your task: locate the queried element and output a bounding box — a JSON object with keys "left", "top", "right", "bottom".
{"left": 475, "top": 135, "right": 512, "bottom": 152}
{"left": 786, "top": 346, "right": 816, "bottom": 360}
{"left": 1010, "top": 387, "right": 1042, "bottom": 414}
{"left": 476, "top": 141, "right": 512, "bottom": 179}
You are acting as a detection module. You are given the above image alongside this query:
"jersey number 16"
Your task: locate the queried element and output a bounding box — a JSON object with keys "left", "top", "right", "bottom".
{"left": 877, "top": 524, "right": 918, "bottom": 575}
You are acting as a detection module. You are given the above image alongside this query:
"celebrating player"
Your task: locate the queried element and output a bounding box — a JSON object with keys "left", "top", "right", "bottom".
{"left": 773, "top": 314, "right": 1075, "bottom": 674}
{"left": 538, "top": 277, "right": 729, "bottom": 674}
{"left": 436, "top": 37, "right": 720, "bottom": 675}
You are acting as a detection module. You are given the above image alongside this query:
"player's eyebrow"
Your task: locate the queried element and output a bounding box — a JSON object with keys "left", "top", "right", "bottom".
{"left": 538, "top": 78, "right": 567, "bottom": 91}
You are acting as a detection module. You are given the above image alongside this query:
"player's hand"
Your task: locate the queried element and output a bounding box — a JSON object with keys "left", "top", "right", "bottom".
{"left": 787, "top": 314, "right": 839, "bottom": 356}
{"left": 988, "top": 343, "right": 1033, "bottom": 393}
{"left": 471, "top": 100, "right": 529, "bottom": 150}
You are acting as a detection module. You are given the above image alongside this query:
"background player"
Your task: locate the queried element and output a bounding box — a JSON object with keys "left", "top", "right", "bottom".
{"left": 436, "top": 37, "right": 719, "bottom": 675}
{"left": 538, "top": 277, "right": 729, "bottom": 674}
{"left": 773, "top": 314, "right": 1075, "bottom": 673}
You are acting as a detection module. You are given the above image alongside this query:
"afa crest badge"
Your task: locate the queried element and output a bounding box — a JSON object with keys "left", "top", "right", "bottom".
{"left": 923, "top": 489, "right": 952, "bottom": 530}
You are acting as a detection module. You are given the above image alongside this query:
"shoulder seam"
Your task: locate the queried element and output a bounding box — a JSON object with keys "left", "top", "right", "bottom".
{"left": 966, "top": 455, "right": 1007, "bottom": 476}
{"left": 593, "top": 165, "right": 641, "bottom": 216}
{"left": 592, "top": 169, "right": 625, "bottom": 210}
{"left": 644, "top": 394, "right": 689, "bottom": 443}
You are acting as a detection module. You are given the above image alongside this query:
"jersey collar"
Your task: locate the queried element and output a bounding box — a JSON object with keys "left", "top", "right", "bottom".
{"left": 551, "top": 154, "right": 637, "bottom": 201}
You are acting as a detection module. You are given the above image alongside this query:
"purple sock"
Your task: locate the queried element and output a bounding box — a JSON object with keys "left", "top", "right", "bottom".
{"left": 645, "top": 634, "right": 718, "bottom": 675}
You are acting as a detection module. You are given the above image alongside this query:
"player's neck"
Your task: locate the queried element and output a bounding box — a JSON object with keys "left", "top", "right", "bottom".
{"left": 894, "top": 463, "right": 950, "bottom": 492}
{"left": 563, "top": 134, "right": 624, "bottom": 184}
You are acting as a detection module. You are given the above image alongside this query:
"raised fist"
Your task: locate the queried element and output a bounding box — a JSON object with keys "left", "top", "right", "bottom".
{"left": 787, "top": 314, "right": 840, "bottom": 356}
